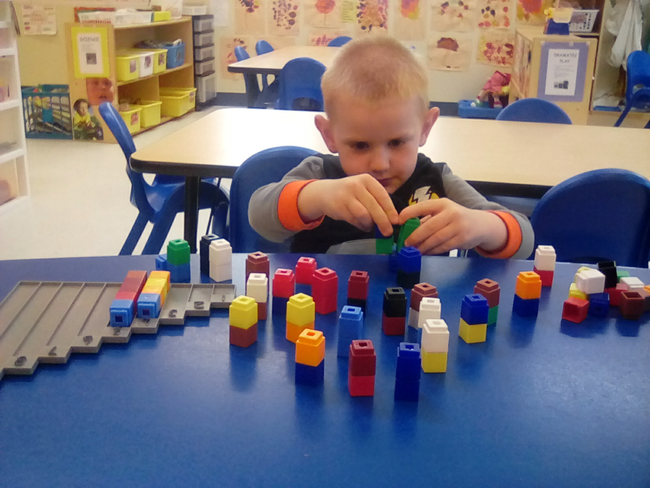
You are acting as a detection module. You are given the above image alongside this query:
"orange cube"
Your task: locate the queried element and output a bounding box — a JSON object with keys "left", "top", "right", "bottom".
{"left": 286, "top": 320, "right": 314, "bottom": 343}
{"left": 515, "top": 271, "right": 542, "bottom": 300}
{"left": 296, "top": 329, "right": 325, "bottom": 366}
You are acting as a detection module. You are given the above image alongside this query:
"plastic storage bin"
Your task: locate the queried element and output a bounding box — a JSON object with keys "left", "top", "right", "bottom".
{"left": 132, "top": 100, "right": 162, "bottom": 127}
{"left": 159, "top": 88, "right": 196, "bottom": 116}
{"left": 165, "top": 42, "right": 186, "bottom": 68}
{"left": 21, "top": 85, "right": 73, "bottom": 139}
{"left": 133, "top": 48, "right": 167, "bottom": 74}
{"left": 153, "top": 11, "right": 172, "bottom": 22}
{"left": 119, "top": 106, "right": 142, "bottom": 134}
{"left": 195, "top": 73, "right": 215, "bottom": 104}
{"left": 192, "top": 14, "right": 212, "bottom": 31}
{"left": 133, "top": 11, "right": 153, "bottom": 24}
{"left": 194, "top": 44, "right": 214, "bottom": 61}
{"left": 569, "top": 9, "right": 599, "bottom": 33}
{"left": 193, "top": 31, "right": 213, "bottom": 47}
{"left": 184, "top": 5, "right": 208, "bottom": 16}
{"left": 118, "top": 50, "right": 154, "bottom": 78}
{"left": 458, "top": 99, "right": 503, "bottom": 119}
{"left": 116, "top": 54, "right": 140, "bottom": 82}
{"left": 195, "top": 58, "right": 215, "bottom": 75}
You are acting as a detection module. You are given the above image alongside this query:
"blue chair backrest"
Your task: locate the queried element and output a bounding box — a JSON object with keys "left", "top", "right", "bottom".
{"left": 98, "top": 102, "right": 153, "bottom": 218}
{"left": 530, "top": 169, "right": 650, "bottom": 267}
{"left": 234, "top": 45, "right": 249, "bottom": 61}
{"left": 256, "top": 40, "right": 274, "bottom": 55}
{"left": 277, "top": 57, "right": 326, "bottom": 111}
{"left": 497, "top": 98, "right": 573, "bottom": 124}
{"left": 328, "top": 36, "right": 352, "bottom": 47}
{"left": 626, "top": 50, "right": 650, "bottom": 100}
{"left": 229, "top": 146, "right": 318, "bottom": 253}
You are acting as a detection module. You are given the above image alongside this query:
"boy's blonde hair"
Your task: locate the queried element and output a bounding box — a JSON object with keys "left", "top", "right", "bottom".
{"left": 321, "top": 36, "right": 429, "bottom": 117}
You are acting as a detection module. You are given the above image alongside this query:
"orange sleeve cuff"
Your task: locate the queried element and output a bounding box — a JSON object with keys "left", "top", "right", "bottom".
{"left": 278, "top": 180, "right": 325, "bottom": 232}
{"left": 475, "top": 211, "right": 523, "bottom": 259}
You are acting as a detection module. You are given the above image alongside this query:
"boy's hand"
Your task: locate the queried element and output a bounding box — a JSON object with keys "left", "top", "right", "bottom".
{"left": 398, "top": 198, "right": 507, "bottom": 255}
{"left": 297, "top": 174, "right": 398, "bottom": 236}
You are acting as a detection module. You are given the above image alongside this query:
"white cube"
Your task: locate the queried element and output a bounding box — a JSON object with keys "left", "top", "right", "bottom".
{"left": 534, "top": 245, "right": 556, "bottom": 271}
{"left": 247, "top": 273, "right": 268, "bottom": 303}
{"left": 620, "top": 276, "right": 644, "bottom": 291}
{"left": 575, "top": 269, "right": 606, "bottom": 295}
{"left": 209, "top": 262, "right": 232, "bottom": 283}
{"left": 418, "top": 297, "right": 441, "bottom": 328}
{"left": 408, "top": 309, "right": 419, "bottom": 329}
{"left": 209, "top": 239, "right": 232, "bottom": 265}
{"left": 421, "top": 319, "right": 449, "bottom": 353}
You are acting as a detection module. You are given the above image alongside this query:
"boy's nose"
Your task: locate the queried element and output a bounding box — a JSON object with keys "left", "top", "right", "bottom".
{"left": 369, "top": 148, "right": 390, "bottom": 172}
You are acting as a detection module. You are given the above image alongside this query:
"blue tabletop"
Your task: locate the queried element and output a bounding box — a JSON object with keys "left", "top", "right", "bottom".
{"left": 0, "top": 254, "right": 649, "bottom": 487}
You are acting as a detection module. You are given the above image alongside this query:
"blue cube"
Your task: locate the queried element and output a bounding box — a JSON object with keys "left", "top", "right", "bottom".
{"left": 339, "top": 305, "right": 363, "bottom": 339}
{"left": 394, "top": 378, "right": 420, "bottom": 401}
{"left": 295, "top": 360, "right": 324, "bottom": 385}
{"left": 396, "top": 342, "right": 421, "bottom": 381}
{"left": 155, "top": 254, "right": 168, "bottom": 271}
{"left": 512, "top": 295, "right": 539, "bottom": 317}
{"left": 168, "top": 261, "right": 191, "bottom": 283}
{"left": 461, "top": 294, "right": 490, "bottom": 324}
{"left": 397, "top": 247, "right": 422, "bottom": 274}
{"left": 200, "top": 234, "right": 220, "bottom": 276}
{"left": 110, "top": 299, "right": 135, "bottom": 327}
{"left": 588, "top": 292, "right": 610, "bottom": 318}
{"left": 137, "top": 293, "right": 162, "bottom": 319}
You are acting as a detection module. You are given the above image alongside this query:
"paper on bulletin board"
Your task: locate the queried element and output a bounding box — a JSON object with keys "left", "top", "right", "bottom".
{"left": 356, "top": 0, "right": 388, "bottom": 33}
{"left": 305, "top": 0, "right": 343, "bottom": 28}
{"left": 394, "top": 0, "right": 425, "bottom": 40}
{"left": 269, "top": 0, "right": 301, "bottom": 36}
{"left": 234, "top": 0, "right": 266, "bottom": 36}
{"left": 309, "top": 29, "right": 348, "bottom": 45}
{"left": 430, "top": 0, "right": 477, "bottom": 33}
{"left": 14, "top": 0, "right": 151, "bottom": 5}
{"left": 212, "top": 0, "right": 230, "bottom": 27}
{"left": 341, "top": 0, "right": 356, "bottom": 22}
{"left": 537, "top": 42, "right": 589, "bottom": 102}
{"left": 71, "top": 25, "right": 110, "bottom": 78}
{"left": 427, "top": 35, "right": 472, "bottom": 71}
{"left": 21, "top": 5, "right": 57, "bottom": 35}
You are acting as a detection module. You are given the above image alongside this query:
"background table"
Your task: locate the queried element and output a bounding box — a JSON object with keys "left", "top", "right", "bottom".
{"left": 1, "top": 254, "right": 649, "bottom": 486}
{"left": 131, "top": 108, "right": 650, "bottom": 251}
{"left": 227, "top": 45, "right": 339, "bottom": 76}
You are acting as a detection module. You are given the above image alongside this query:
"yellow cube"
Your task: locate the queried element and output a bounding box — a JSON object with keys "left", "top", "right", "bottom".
{"left": 421, "top": 350, "right": 447, "bottom": 373}
{"left": 295, "top": 329, "right": 325, "bottom": 366}
{"left": 229, "top": 296, "right": 258, "bottom": 329}
{"left": 286, "top": 321, "right": 314, "bottom": 343}
{"left": 515, "top": 272, "right": 542, "bottom": 300}
{"left": 143, "top": 277, "right": 168, "bottom": 303}
{"left": 568, "top": 283, "right": 588, "bottom": 300}
{"left": 286, "top": 293, "right": 315, "bottom": 327}
{"left": 149, "top": 270, "right": 171, "bottom": 292}
{"left": 459, "top": 319, "right": 487, "bottom": 344}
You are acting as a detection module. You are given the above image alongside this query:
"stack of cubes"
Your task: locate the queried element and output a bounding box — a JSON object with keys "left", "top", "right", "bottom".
{"left": 563, "top": 268, "right": 605, "bottom": 323}
{"left": 409, "top": 282, "right": 438, "bottom": 329}
{"left": 337, "top": 305, "right": 363, "bottom": 357}
{"left": 382, "top": 287, "right": 407, "bottom": 336}
{"left": 246, "top": 273, "right": 268, "bottom": 320}
{"left": 208, "top": 238, "right": 232, "bottom": 283}
{"left": 156, "top": 239, "right": 191, "bottom": 283}
{"left": 312, "top": 267, "right": 338, "bottom": 315}
{"left": 533, "top": 245, "right": 556, "bottom": 287}
{"left": 295, "top": 329, "right": 325, "bottom": 385}
{"left": 137, "top": 270, "right": 171, "bottom": 319}
{"left": 375, "top": 225, "right": 394, "bottom": 255}
{"left": 348, "top": 339, "right": 376, "bottom": 397}
{"left": 473, "top": 278, "right": 500, "bottom": 326}
{"left": 394, "top": 342, "right": 421, "bottom": 401}
{"left": 229, "top": 296, "right": 258, "bottom": 347}
{"left": 272, "top": 269, "right": 295, "bottom": 315}
{"left": 246, "top": 251, "right": 269, "bottom": 282}
{"left": 110, "top": 270, "right": 148, "bottom": 327}
{"left": 619, "top": 276, "right": 648, "bottom": 319}
{"left": 347, "top": 270, "right": 369, "bottom": 312}
{"left": 397, "top": 218, "right": 420, "bottom": 252}
{"left": 459, "top": 294, "right": 489, "bottom": 343}
{"left": 421, "top": 319, "right": 449, "bottom": 373}
{"left": 416, "top": 297, "right": 441, "bottom": 331}
{"left": 200, "top": 234, "right": 220, "bottom": 276}
{"left": 286, "top": 293, "right": 315, "bottom": 342}
{"left": 397, "top": 246, "right": 422, "bottom": 289}
{"left": 512, "top": 271, "right": 542, "bottom": 317}
{"left": 295, "top": 257, "right": 317, "bottom": 285}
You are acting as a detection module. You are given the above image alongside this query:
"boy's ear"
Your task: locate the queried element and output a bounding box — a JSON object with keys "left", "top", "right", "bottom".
{"left": 315, "top": 114, "right": 338, "bottom": 153}
{"left": 419, "top": 107, "right": 440, "bottom": 146}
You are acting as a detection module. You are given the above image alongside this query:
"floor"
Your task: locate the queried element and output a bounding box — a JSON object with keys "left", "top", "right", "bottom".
{"left": 0, "top": 106, "right": 223, "bottom": 261}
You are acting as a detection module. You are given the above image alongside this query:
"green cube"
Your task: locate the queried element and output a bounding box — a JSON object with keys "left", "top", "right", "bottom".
{"left": 376, "top": 238, "right": 394, "bottom": 255}
{"left": 488, "top": 305, "right": 499, "bottom": 325}
{"left": 167, "top": 239, "right": 191, "bottom": 265}
{"left": 617, "top": 270, "right": 630, "bottom": 282}
{"left": 397, "top": 218, "right": 420, "bottom": 251}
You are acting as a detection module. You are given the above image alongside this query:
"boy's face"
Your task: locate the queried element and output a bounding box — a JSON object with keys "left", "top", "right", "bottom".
{"left": 78, "top": 102, "right": 88, "bottom": 115}
{"left": 315, "top": 95, "right": 439, "bottom": 194}
{"left": 86, "top": 77, "right": 114, "bottom": 106}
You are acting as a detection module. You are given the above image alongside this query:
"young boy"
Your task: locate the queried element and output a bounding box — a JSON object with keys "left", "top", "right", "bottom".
{"left": 249, "top": 37, "right": 533, "bottom": 259}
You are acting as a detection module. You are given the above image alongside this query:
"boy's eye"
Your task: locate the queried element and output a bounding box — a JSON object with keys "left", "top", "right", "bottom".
{"left": 388, "top": 139, "right": 404, "bottom": 148}
{"left": 351, "top": 142, "right": 369, "bottom": 151}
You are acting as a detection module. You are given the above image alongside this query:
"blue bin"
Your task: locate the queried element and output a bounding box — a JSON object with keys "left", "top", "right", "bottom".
{"left": 458, "top": 99, "right": 503, "bottom": 120}
{"left": 164, "top": 42, "right": 186, "bottom": 69}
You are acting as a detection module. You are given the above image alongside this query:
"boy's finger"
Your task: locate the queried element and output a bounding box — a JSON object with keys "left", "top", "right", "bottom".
{"left": 405, "top": 211, "right": 450, "bottom": 248}
{"left": 357, "top": 190, "right": 394, "bottom": 236}
{"left": 417, "top": 224, "right": 456, "bottom": 255}
{"left": 365, "top": 179, "right": 399, "bottom": 225}
{"left": 347, "top": 200, "right": 375, "bottom": 232}
{"left": 398, "top": 199, "right": 445, "bottom": 224}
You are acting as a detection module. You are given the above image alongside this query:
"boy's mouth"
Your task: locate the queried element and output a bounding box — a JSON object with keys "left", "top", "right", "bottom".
{"left": 377, "top": 178, "right": 392, "bottom": 188}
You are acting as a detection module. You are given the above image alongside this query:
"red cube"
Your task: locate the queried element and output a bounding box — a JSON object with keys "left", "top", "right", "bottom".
{"left": 312, "top": 268, "right": 338, "bottom": 297}
{"left": 606, "top": 283, "right": 627, "bottom": 307}
{"left": 115, "top": 270, "right": 148, "bottom": 301}
{"left": 246, "top": 252, "right": 269, "bottom": 281}
{"left": 349, "top": 340, "right": 376, "bottom": 376}
{"left": 229, "top": 323, "right": 258, "bottom": 348}
{"left": 620, "top": 291, "right": 644, "bottom": 320}
{"left": 533, "top": 267, "right": 554, "bottom": 287}
{"left": 382, "top": 313, "right": 406, "bottom": 336}
{"left": 295, "top": 257, "right": 317, "bottom": 285}
{"left": 562, "top": 297, "right": 589, "bottom": 323}
{"left": 347, "top": 270, "right": 369, "bottom": 300}
{"left": 473, "top": 278, "right": 500, "bottom": 308}
{"left": 410, "top": 282, "right": 438, "bottom": 311}
{"left": 272, "top": 269, "right": 295, "bottom": 298}
{"left": 348, "top": 370, "right": 375, "bottom": 397}
{"left": 314, "top": 293, "right": 337, "bottom": 315}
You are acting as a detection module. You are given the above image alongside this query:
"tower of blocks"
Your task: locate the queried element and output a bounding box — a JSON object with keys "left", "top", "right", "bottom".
{"left": 512, "top": 271, "right": 542, "bottom": 317}
{"left": 397, "top": 218, "right": 420, "bottom": 252}
{"left": 295, "top": 257, "right": 317, "bottom": 285}
{"left": 246, "top": 252, "right": 270, "bottom": 282}
{"left": 209, "top": 238, "right": 232, "bottom": 283}
{"left": 533, "top": 245, "right": 556, "bottom": 287}
{"left": 229, "top": 296, "right": 258, "bottom": 347}
{"left": 397, "top": 246, "right": 422, "bottom": 289}
{"left": 347, "top": 270, "right": 369, "bottom": 311}
{"left": 295, "top": 329, "right": 325, "bottom": 385}
{"left": 110, "top": 270, "right": 148, "bottom": 327}
{"left": 247, "top": 273, "right": 268, "bottom": 320}
{"left": 375, "top": 225, "right": 394, "bottom": 255}
{"left": 421, "top": 319, "right": 449, "bottom": 373}
{"left": 394, "top": 342, "right": 421, "bottom": 401}
{"left": 200, "top": 234, "right": 220, "bottom": 276}
{"left": 137, "top": 270, "right": 171, "bottom": 320}
{"left": 337, "top": 305, "right": 363, "bottom": 357}
{"left": 409, "top": 282, "right": 438, "bottom": 329}
{"left": 563, "top": 267, "right": 606, "bottom": 323}
{"left": 474, "top": 279, "right": 500, "bottom": 326}
{"left": 382, "top": 287, "right": 407, "bottom": 336}
{"left": 417, "top": 297, "right": 441, "bottom": 331}
{"left": 156, "top": 239, "right": 191, "bottom": 283}
{"left": 286, "top": 293, "right": 315, "bottom": 342}
{"left": 459, "top": 294, "right": 489, "bottom": 344}
{"left": 312, "top": 267, "right": 338, "bottom": 315}
{"left": 272, "top": 269, "right": 295, "bottom": 315}
{"left": 348, "top": 340, "right": 376, "bottom": 397}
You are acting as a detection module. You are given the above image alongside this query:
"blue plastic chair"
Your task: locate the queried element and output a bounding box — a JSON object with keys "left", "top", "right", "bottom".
{"left": 615, "top": 51, "right": 650, "bottom": 128}
{"left": 255, "top": 40, "right": 275, "bottom": 90}
{"left": 234, "top": 46, "right": 262, "bottom": 108}
{"left": 276, "top": 57, "right": 326, "bottom": 111}
{"left": 99, "top": 102, "right": 229, "bottom": 255}
{"left": 530, "top": 168, "right": 650, "bottom": 267}
{"left": 328, "top": 36, "right": 352, "bottom": 47}
{"left": 229, "top": 146, "right": 318, "bottom": 253}
{"left": 497, "top": 98, "right": 573, "bottom": 124}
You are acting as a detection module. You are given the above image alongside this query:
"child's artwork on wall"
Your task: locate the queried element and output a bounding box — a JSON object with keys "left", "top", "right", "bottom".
{"left": 516, "top": 0, "right": 552, "bottom": 24}
{"left": 477, "top": 0, "right": 511, "bottom": 28}
{"left": 269, "top": 0, "right": 301, "bottom": 35}
{"left": 427, "top": 35, "right": 472, "bottom": 71}
{"left": 476, "top": 30, "right": 515, "bottom": 66}
{"left": 308, "top": 30, "right": 349, "bottom": 45}
{"left": 306, "top": 0, "right": 343, "bottom": 28}
{"left": 431, "top": 0, "right": 476, "bottom": 33}
{"left": 394, "top": 0, "right": 425, "bottom": 40}
{"left": 356, "top": 0, "right": 388, "bottom": 33}
{"left": 340, "top": 0, "right": 357, "bottom": 22}
{"left": 220, "top": 36, "right": 252, "bottom": 81}
{"left": 234, "top": 0, "right": 266, "bottom": 35}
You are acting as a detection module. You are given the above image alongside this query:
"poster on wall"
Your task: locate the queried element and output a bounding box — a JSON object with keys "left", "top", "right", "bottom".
{"left": 234, "top": 0, "right": 266, "bottom": 36}
{"left": 71, "top": 25, "right": 110, "bottom": 78}
{"left": 427, "top": 35, "right": 472, "bottom": 71}
{"left": 394, "top": 0, "right": 425, "bottom": 40}
{"left": 476, "top": 0, "right": 511, "bottom": 28}
{"left": 305, "top": 0, "right": 343, "bottom": 28}
{"left": 16, "top": 0, "right": 151, "bottom": 5}
{"left": 269, "top": 0, "right": 301, "bottom": 35}
{"left": 340, "top": 0, "right": 356, "bottom": 22}
{"left": 476, "top": 30, "right": 514, "bottom": 66}
{"left": 309, "top": 29, "right": 349, "bottom": 45}
{"left": 356, "top": 0, "right": 388, "bottom": 33}
{"left": 220, "top": 36, "right": 252, "bottom": 80}
{"left": 21, "top": 5, "right": 57, "bottom": 35}
{"left": 431, "top": 0, "right": 476, "bottom": 32}
{"left": 516, "top": 0, "right": 553, "bottom": 24}
{"left": 537, "top": 42, "right": 588, "bottom": 102}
